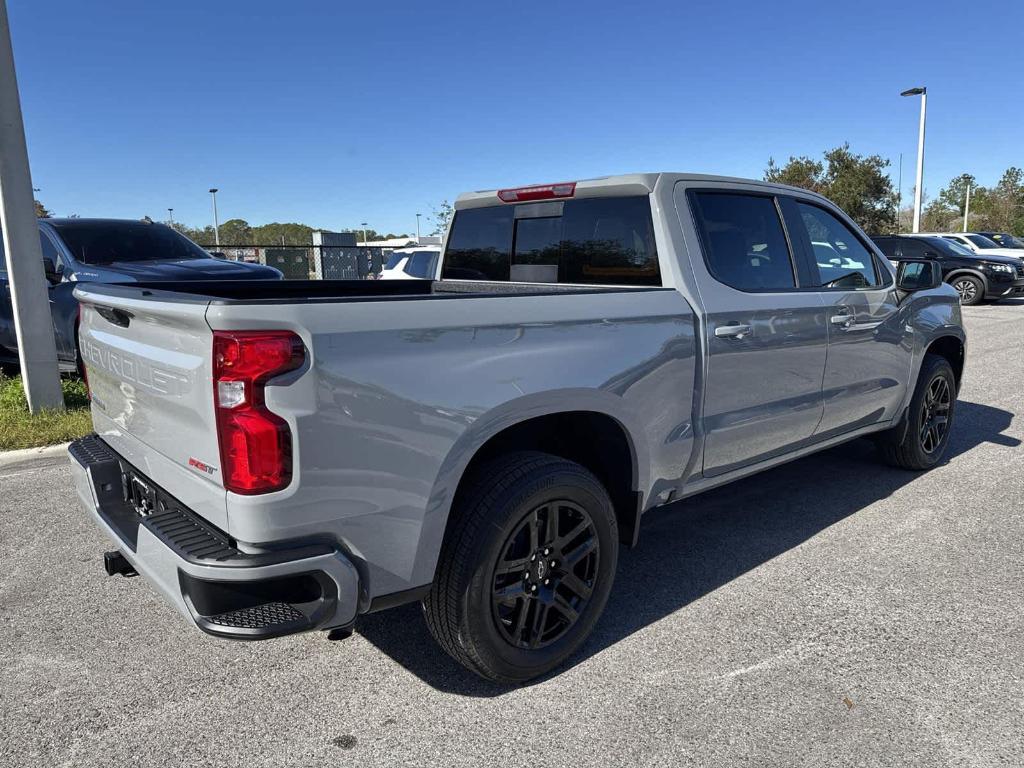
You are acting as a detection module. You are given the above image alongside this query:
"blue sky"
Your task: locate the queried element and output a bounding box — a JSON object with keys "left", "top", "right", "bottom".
{"left": 11, "top": 0, "right": 1023, "bottom": 235}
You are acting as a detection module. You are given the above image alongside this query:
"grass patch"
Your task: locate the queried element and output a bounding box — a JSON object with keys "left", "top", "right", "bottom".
{"left": 0, "top": 372, "right": 93, "bottom": 451}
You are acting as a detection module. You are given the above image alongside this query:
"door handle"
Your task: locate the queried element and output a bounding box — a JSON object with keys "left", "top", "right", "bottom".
{"left": 830, "top": 310, "right": 883, "bottom": 332}
{"left": 714, "top": 323, "right": 752, "bottom": 339}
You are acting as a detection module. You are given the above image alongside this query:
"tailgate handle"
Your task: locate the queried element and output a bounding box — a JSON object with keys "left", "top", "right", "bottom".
{"left": 95, "top": 305, "right": 134, "bottom": 328}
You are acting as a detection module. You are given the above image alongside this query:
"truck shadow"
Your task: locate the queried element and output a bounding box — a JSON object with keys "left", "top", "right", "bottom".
{"left": 354, "top": 399, "right": 1018, "bottom": 696}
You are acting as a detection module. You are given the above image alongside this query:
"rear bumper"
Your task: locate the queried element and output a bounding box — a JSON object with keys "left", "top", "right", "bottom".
{"left": 68, "top": 435, "right": 360, "bottom": 639}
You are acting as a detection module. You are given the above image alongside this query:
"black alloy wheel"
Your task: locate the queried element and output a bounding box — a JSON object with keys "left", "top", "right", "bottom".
{"left": 919, "top": 373, "right": 952, "bottom": 454}
{"left": 423, "top": 451, "right": 618, "bottom": 683}
{"left": 491, "top": 500, "right": 599, "bottom": 650}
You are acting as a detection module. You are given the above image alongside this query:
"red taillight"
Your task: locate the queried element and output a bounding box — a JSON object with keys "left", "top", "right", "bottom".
{"left": 212, "top": 330, "right": 305, "bottom": 494}
{"left": 497, "top": 182, "right": 576, "bottom": 203}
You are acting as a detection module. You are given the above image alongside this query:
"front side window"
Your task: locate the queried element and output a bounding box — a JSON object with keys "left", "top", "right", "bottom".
{"left": 39, "top": 231, "right": 61, "bottom": 266}
{"left": 442, "top": 196, "right": 660, "bottom": 285}
{"left": 690, "top": 192, "right": 795, "bottom": 291}
{"left": 796, "top": 203, "right": 881, "bottom": 288}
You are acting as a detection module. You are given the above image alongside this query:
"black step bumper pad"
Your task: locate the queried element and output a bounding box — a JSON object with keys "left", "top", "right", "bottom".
{"left": 69, "top": 435, "right": 343, "bottom": 640}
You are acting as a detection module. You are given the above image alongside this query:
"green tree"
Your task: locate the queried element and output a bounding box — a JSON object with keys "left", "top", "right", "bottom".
{"left": 216, "top": 219, "right": 253, "bottom": 245}
{"left": 924, "top": 167, "right": 1024, "bottom": 235}
{"left": 33, "top": 199, "right": 51, "bottom": 218}
{"left": 430, "top": 200, "right": 453, "bottom": 236}
{"left": 991, "top": 167, "right": 1024, "bottom": 233}
{"left": 765, "top": 143, "right": 897, "bottom": 233}
{"left": 252, "top": 222, "right": 314, "bottom": 245}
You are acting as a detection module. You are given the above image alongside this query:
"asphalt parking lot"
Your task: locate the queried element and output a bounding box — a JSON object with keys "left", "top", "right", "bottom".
{"left": 2, "top": 302, "right": 1022, "bottom": 768}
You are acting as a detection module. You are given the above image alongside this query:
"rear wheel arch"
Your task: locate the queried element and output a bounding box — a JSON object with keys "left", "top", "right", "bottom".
{"left": 436, "top": 410, "right": 642, "bottom": 572}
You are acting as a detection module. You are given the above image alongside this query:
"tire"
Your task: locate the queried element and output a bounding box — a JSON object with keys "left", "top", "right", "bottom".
{"left": 949, "top": 275, "right": 984, "bottom": 306}
{"left": 879, "top": 354, "right": 957, "bottom": 470}
{"left": 423, "top": 451, "right": 618, "bottom": 683}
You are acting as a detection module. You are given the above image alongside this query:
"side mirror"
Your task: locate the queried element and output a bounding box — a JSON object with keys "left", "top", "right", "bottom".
{"left": 209, "top": 251, "right": 226, "bottom": 259}
{"left": 896, "top": 259, "right": 942, "bottom": 292}
{"left": 42, "top": 257, "right": 61, "bottom": 284}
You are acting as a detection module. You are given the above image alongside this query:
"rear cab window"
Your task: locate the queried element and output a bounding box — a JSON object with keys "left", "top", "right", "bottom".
{"left": 441, "top": 196, "right": 660, "bottom": 286}
{"left": 688, "top": 191, "right": 796, "bottom": 291}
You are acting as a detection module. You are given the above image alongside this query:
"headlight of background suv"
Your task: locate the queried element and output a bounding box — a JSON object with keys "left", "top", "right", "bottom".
{"left": 983, "top": 263, "right": 1014, "bottom": 273}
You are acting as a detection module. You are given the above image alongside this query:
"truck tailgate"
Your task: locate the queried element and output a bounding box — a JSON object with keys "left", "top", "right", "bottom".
{"left": 76, "top": 286, "right": 228, "bottom": 527}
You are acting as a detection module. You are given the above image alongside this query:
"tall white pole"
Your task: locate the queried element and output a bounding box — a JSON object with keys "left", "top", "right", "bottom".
{"left": 963, "top": 183, "right": 971, "bottom": 233}
{"left": 896, "top": 153, "right": 903, "bottom": 234}
{"left": 912, "top": 90, "right": 927, "bottom": 233}
{"left": 0, "top": 0, "right": 63, "bottom": 411}
{"left": 209, "top": 189, "right": 220, "bottom": 247}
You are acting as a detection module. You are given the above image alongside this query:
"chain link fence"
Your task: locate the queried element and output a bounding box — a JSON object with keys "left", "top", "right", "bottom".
{"left": 211, "top": 245, "right": 386, "bottom": 280}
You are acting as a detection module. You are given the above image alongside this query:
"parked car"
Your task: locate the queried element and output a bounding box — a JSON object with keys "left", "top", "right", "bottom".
{"left": 976, "top": 232, "right": 1024, "bottom": 250}
{"left": 0, "top": 218, "right": 281, "bottom": 370}
{"left": 872, "top": 234, "right": 1024, "bottom": 305}
{"left": 379, "top": 247, "right": 440, "bottom": 279}
{"left": 69, "top": 174, "right": 965, "bottom": 683}
{"left": 915, "top": 232, "right": 1024, "bottom": 261}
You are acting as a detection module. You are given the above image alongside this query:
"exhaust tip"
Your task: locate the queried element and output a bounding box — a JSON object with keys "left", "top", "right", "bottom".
{"left": 103, "top": 550, "right": 137, "bottom": 578}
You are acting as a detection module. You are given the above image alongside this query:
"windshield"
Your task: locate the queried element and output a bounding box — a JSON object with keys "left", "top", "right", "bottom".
{"left": 965, "top": 234, "right": 1001, "bottom": 249}
{"left": 50, "top": 220, "right": 210, "bottom": 264}
{"left": 935, "top": 238, "right": 976, "bottom": 257}
{"left": 384, "top": 252, "right": 406, "bottom": 269}
{"left": 991, "top": 233, "right": 1024, "bottom": 249}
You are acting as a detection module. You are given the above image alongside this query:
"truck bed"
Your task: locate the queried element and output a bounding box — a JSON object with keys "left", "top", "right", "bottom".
{"left": 82, "top": 279, "right": 661, "bottom": 306}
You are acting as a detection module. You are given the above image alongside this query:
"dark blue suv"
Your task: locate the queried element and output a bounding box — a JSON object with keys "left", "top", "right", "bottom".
{"left": 1, "top": 218, "right": 281, "bottom": 371}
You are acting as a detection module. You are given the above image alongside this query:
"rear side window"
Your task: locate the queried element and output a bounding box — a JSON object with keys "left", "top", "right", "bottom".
{"left": 441, "top": 196, "right": 660, "bottom": 285}
{"left": 796, "top": 203, "right": 881, "bottom": 288}
{"left": 405, "top": 251, "right": 438, "bottom": 278}
{"left": 872, "top": 238, "right": 900, "bottom": 259}
{"left": 689, "top": 192, "right": 795, "bottom": 291}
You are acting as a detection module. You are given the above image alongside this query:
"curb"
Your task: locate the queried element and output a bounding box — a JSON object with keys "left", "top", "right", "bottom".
{"left": 0, "top": 442, "right": 70, "bottom": 469}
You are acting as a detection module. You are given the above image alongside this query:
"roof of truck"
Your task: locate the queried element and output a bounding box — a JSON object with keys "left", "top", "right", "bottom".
{"left": 453, "top": 173, "right": 828, "bottom": 208}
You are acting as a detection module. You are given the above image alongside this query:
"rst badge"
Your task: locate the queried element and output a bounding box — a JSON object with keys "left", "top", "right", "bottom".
{"left": 187, "top": 457, "right": 217, "bottom": 476}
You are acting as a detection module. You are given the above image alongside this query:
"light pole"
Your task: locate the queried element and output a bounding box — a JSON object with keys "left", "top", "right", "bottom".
{"left": 895, "top": 153, "right": 903, "bottom": 234}
{"left": 360, "top": 221, "right": 368, "bottom": 245}
{"left": 416, "top": 212, "right": 422, "bottom": 242}
{"left": 167, "top": 207, "right": 174, "bottom": 225}
{"left": 901, "top": 86, "right": 927, "bottom": 233}
{"left": 209, "top": 188, "right": 220, "bottom": 247}
{"left": 0, "top": 0, "right": 63, "bottom": 411}
{"left": 963, "top": 182, "right": 971, "bottom": 233}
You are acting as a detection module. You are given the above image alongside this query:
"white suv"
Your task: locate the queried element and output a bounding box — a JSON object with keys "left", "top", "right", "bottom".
{"left": 379, "top": 247, "right": 440, "bottom": 280}
{"left": 914, "top": 232, "right": 1024, "bottom": 261}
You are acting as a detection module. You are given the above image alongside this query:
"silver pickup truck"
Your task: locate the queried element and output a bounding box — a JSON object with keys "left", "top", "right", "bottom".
{"left": 69, "top": 173, "right": 965, "bottom": 683}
